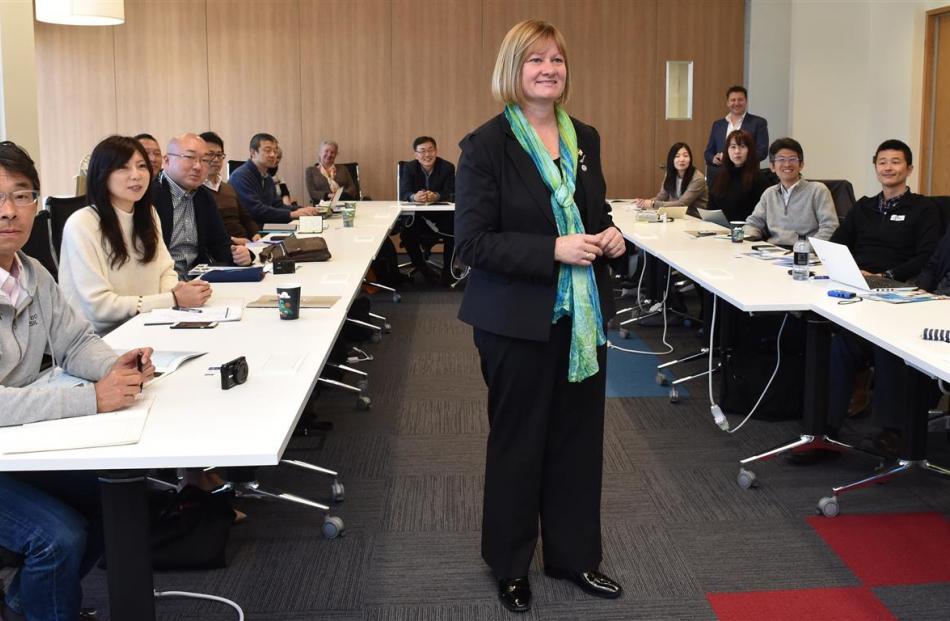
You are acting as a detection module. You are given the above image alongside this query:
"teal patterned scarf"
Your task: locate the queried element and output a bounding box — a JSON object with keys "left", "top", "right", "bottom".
{"left": 504, "top": 103, "right": 605, "bottom": 382}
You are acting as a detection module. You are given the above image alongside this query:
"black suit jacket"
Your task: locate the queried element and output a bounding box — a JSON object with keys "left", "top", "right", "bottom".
{"left": 704, "top": 113, "right": 769, "bottom": 167}
{"left": 455, "top": 113, "right": 617, "bottom": 342}
{"left": 399, "top": 157, "right": 456, "bottom": 202}
{"left": 151, "top": 177, "right": 235, "bottom": 272}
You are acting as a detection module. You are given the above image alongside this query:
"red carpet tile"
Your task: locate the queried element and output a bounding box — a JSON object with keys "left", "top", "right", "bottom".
{"left": 708, "top": 587, "right": 895, "bottom": 621}
{"left": 806, "top": 512, "right": 950, "bottom": 587}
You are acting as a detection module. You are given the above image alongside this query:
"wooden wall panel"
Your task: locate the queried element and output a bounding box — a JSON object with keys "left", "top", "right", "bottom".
{"left": 32, "top": 0, "right": 744, "bottom": 202}
{"left": 299, "top": 0, "right": 392, "bottom": 200}
{"left": 35, "top": 22, "right": 117, "bottom": 196}
{"left": 654, "top": 0, "right": 745, "bottom": 191}
{"left": 482, "top": 1, "right": 658, "bottom": 198}
{"left": 206, "top": 0, "right": 304, "bottom": 201}
{"left": 114, "top": 0, "right": 210, "bottom": 145}
{"left": 390, "top": 0, "right": 488, "bottom": 193}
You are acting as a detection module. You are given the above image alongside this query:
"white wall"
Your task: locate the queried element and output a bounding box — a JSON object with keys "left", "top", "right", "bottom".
{"left": 748, "top": 0, "right": 944, "bottom": 197}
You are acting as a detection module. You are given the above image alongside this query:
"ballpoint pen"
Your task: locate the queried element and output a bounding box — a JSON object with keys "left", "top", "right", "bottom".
{"left": 172, "top": 306, "right": 202, "bottom": 313}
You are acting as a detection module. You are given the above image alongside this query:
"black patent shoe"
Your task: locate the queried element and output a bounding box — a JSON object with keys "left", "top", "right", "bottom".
{"left": 497, "top": 577, "right": 531, "bottom": 613}
{"left": 545, "top": 567, "right": 622, "bottom": 599}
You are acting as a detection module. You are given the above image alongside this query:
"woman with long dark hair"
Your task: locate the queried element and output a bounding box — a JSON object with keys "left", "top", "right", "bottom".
{"left": 634, "top": 142, "right": 708, "bottom": 216}
{"left": 59, "top": 135, "right": 210, "bottom": 334}
{"left": 709, "top": 129, "right": 773, "bottom": 221}
{"left": 455, "top": 19, "right": 624, "bottom": 613}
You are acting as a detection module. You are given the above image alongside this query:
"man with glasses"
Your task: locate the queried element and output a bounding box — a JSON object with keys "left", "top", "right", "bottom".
{"left": 743, "top": 137, "right": 838, "bottom": 247}
{"left": 152, "top": 133, "right": 252, "bottom": 276}
{"left": 0, "top": 141, "right": 153, "bottom": 620}
{"left": 398, "top": 136, "right": 456, "bottom": 284}
{"left": 199, "top": 131, "right": 260, "bottom": 245}
{"left": 229, "top": 133, "right": 317, "bottom": 226}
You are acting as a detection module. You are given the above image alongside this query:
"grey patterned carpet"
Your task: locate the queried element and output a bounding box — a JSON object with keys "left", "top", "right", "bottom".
{"left": 81, "top": 284, "right": 950, "bottom": 620}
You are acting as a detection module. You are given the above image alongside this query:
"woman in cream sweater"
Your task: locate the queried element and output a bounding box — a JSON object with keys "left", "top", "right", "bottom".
{"left": 59, "top": 135, "right": 211, "bottom": 334}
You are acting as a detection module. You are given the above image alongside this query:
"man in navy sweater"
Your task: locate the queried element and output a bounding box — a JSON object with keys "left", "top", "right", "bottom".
{"left": 228, "top": 133, "right": 317, "bottom": 226}
{"left": 791, "top": 139, "right": 942, "bottom": 464}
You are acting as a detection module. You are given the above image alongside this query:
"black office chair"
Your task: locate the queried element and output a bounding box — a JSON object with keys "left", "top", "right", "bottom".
{"left": 816, "top": 179, "right": 857, "bottom": 221}
{"left": 21, "top": 208, "right": 59, "bottom": 279}
{"left": 227, "top": 159, "right": 246, "bottom": 177}
{"left": 338, "top": 161, "right": 365, "bottom": 200}
{"left": 930, "top": 196, "right": 950, "bottom": 232}
{"left": 45, "top": 195, "right": 87, "bottom": 262}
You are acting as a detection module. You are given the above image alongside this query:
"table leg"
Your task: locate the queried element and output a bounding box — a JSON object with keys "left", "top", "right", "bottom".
{"left": 98, "top": 471, "right": 155, "bottom": 621}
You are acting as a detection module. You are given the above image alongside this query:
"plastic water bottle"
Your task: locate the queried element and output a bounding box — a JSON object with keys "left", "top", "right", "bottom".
{"left": 792, "top": 234, "right": 810, "bottom": 281}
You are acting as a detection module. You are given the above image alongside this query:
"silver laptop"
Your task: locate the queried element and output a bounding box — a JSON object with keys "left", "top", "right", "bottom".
{"left": 809, "top": 237, "right": 916, "bottom": 291}
{"left": 697, "top": 208, "right": 732, "bottom": 228}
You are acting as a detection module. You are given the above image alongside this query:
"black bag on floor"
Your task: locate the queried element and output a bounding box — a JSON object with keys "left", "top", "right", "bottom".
{"left": 342, "top": 295, "right": 376, "bottom": 342}
{"left": 718, "top": 313, "right": 806, "bottom": 421}
{"left": 369, "top": 237, "right": 401, "bottom": 287}
{"left": 149, "top": 485, "right": 232, "bottom": 570}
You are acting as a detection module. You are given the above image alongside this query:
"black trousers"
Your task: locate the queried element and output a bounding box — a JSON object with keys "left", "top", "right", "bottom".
{"left": 473, "top": 318, "right": 606, "bottom": 580}
{"left": 400, "top": 214, "right": 455, "bottom": 275}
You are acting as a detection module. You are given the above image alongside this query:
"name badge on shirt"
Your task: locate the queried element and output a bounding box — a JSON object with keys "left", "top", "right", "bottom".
{"left": 890, "top": 214, "right": 906, "bottom": 222}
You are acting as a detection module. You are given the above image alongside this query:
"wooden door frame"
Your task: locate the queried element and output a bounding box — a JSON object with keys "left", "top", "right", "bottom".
{"left": 920, "top": 5, "right": 950, "bottom": 194}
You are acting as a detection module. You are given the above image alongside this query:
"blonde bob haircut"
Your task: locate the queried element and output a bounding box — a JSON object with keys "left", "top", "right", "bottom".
{"left": 491, "top": 20, "right": 570, "bottom": 106}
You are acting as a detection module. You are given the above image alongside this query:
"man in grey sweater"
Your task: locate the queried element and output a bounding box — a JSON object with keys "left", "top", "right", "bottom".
{"left": 743, "top": 137, "right": 838, "bottom": 246}
{"left": 0, "top": 141, "right": 154, "bottom": 621}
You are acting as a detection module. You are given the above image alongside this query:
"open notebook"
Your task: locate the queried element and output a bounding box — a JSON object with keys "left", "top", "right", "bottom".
{"left": 0, "top": 399, "right": 153, "bottom": 454}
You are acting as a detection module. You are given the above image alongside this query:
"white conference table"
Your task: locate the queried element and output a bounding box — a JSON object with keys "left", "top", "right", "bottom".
{"left": 613, "top": 207, "right": 950, "bottom": 512}
{"left": 611, "top": 207, "right": 950, "bottom": 382}
{"left": 0, "top": 202, "right": 402, "bottom": 619}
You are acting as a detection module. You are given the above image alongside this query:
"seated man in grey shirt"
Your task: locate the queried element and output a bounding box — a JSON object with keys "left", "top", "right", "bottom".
{"left": 744, "top": 137, "right": 838, "bottom": 247}
{"left": 0, "top": 141, "right": 155, "bottom": 620}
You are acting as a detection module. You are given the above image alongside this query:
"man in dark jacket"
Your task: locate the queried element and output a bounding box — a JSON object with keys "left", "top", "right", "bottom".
{"left": 792, "top": 140, "right": 942, "bottom": 464}
{"left": 152, "top": 133, "right": 252, "bottom": 277}
{"left": 398, "top": 136, "right": 456, "bottom": 284}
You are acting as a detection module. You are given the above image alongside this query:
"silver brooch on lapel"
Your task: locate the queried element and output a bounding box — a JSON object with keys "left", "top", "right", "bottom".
{"left": 578, "top": 149, "right": 587, "bottom": 172}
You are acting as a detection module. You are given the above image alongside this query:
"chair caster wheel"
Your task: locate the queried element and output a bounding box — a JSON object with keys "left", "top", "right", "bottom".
{"left": 817, "top": 496, "right": 839, "bottom": 518}
{"left": 383, "top": 322, "right": 392, "bottom": 333}
{"left": 370, "top": 332, "right": 382, "bottom": 343}
{"left": 357, "top": 379, "right": 369, "bottom": 392}
{"left": 619, "top": 328, "right": 630, "bottom": 339}
{"left": 737, "top": 468, "right": 756, "bottom": 489}
{"left": 655, "top": 372, "right": 667, "bottom": 386}
{"left": 322, "top": 516, "right": 345, "bottom": 538}
{"left": 330, "top": 480, "right": 345, "bottom": 503}
{"left": 356, "top": 395, "right": 372, "bottom": 410}
{"left": 392, "top": 293, "right": 401, "bottom": 303}
{"left": 669, "top": 387, "right": 679, "bottom": 403}
{"left": 683, "top": 318, "right": 692, "bottom": 328}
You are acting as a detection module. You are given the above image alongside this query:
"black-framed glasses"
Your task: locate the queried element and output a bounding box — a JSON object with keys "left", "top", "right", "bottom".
{"left": 772, "top": 157, "right": 801, "bottom": 165}
{"left": 415, "top": 148, "right": 436, "bottom": 155}
{"left": 0, "top": 190, "right": 39, "bottom": 208}
{"left": 168, "top": 152, "right": 214, "bottom": 166}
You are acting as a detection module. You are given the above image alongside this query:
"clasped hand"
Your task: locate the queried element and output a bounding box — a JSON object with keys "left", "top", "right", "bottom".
{"left": 95, "top": 348, "right": 155, "bottom": 412}
{"left": 554, "top": 228, "right": 625, "bottom": 266}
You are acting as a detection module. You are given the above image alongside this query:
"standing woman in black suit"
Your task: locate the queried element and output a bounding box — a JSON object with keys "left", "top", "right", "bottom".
{"left": 455, "top": 19, "right": 625, "bottom": 613}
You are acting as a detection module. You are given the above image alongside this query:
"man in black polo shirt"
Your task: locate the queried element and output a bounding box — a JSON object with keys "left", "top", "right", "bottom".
{"left": 792, "top": 139, "right": 942, "bottom": 463}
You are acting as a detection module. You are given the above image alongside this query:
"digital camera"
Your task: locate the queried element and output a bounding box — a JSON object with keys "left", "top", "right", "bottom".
{"left": 220, "top": 356, "right": 249, "bottom": 390}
